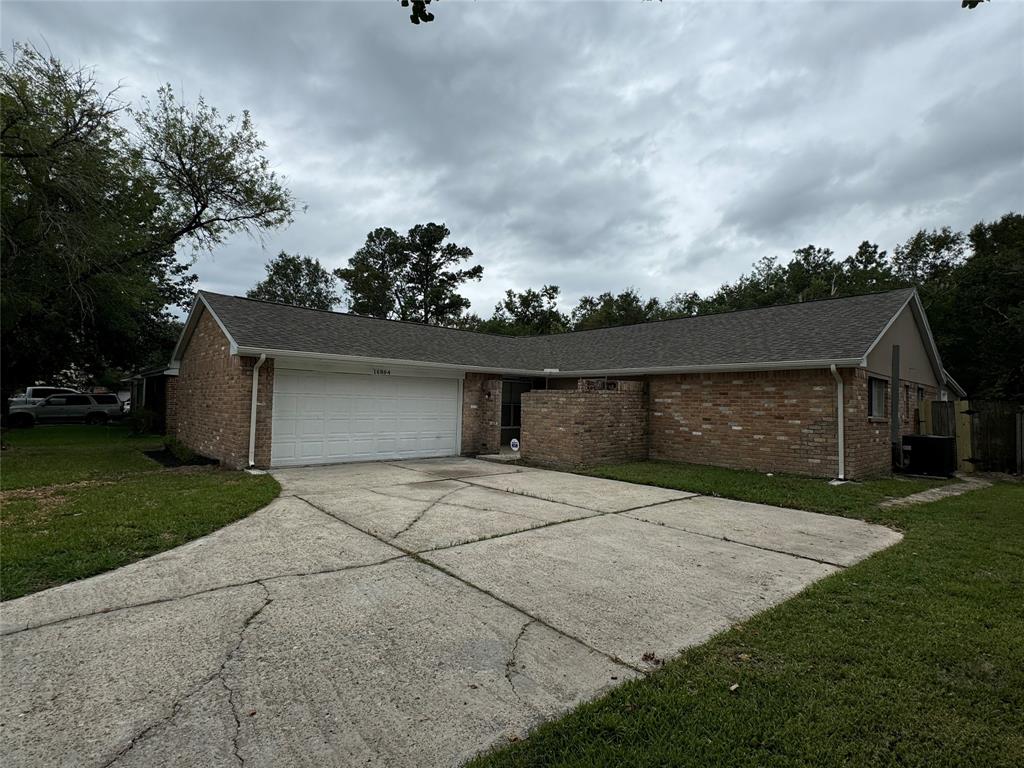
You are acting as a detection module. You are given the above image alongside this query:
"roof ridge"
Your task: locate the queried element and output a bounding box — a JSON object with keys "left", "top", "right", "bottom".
{"left": 198, "top": 291, "right": 520, "bottom": 339}
{"left": 200, "top": 286, "right": 916, "bottom": 341}
{"left": 536, "top": 286, "right": 916, "bottom": 337}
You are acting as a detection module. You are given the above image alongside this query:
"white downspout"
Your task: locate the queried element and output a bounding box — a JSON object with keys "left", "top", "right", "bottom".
{"left": 248, "top": 353, "right": 267, "bottom": 468}
{"left": 830, "top": 364, "right": 845, "bottom": 480}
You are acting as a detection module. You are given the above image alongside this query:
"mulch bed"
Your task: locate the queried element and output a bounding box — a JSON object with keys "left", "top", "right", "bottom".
{"left": 143, "top": 449, "right": 219, "bottom": 468}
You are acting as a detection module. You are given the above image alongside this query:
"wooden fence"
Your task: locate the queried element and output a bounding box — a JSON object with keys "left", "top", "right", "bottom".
{"left": 920, "top": 399, "right": 1024, "bottom": 474}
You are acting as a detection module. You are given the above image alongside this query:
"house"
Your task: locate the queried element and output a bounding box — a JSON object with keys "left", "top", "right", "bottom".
{"left": 122, "top": 365, "right": 179, "bottom": 432}
{"left": 165, "top": 287, "right": 962, "bottom": 479}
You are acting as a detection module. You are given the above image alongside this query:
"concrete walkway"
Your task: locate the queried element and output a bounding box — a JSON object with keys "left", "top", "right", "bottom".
{"left": 1, "top": 459, "right": 902, "bottom": 768}
{"left": 879, "top": 475, "right": 991, "bottom": 508}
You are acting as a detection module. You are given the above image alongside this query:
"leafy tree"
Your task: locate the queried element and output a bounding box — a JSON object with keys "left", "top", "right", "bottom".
{"left": 697, "top": 256, "right": 789, "bottom": 314}
{"left": 571, "top": 289, "right": 664, "bottom": 331}
{"left": 842, "top": 241, "right": 897, "bottom": 294}
{"left": 483, "top": 285, "right": 569, "bottom": 336}
{"left": 784, "top": 245, "right": 842, "bottom": 301}
{"left": 335, "top": 227, "right": 408, "bottom": 318}
{"left": 0, "top": 44, "right": 294, "bottom": 399}
{"left": 662, "top": 290, "right": 703, "bottom": 318}
{"left": 337, "top": 223, "right": 482, "bottom": 325}
{"left": 399, "top": 0, "right": 436, "bottom": 24}
{"left": 667, "top": 217, "right": 1020, "bottom": 400}
{"left": 890, "top": 226, "right": 968, "bottom": 362}
{"left": 247, "top": 252, "right": 339, "bottom": 310}
{"left": 404, "top": 223, "right": 483, "bottom": 325}
{"left": 937, "top": 214, "right": 1023, "bottom": 400}
{"left": 692, "top": 244, "right": 889, "bottom": 317}
{"left": 892, "top": 227, "right": 966, "bottom": 287}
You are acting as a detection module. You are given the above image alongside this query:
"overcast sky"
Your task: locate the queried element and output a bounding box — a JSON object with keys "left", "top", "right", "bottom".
{"left": 5, "top": 1, "right": 1023, "bottom": 314}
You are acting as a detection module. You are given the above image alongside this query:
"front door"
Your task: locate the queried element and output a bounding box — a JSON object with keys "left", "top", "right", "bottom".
{"left": 500, "top": 380, "right": 532, "bottom": 448}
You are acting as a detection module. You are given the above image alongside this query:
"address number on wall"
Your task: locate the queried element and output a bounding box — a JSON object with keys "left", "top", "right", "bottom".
{"left": 372, "top": 368, "right": 391, "bottom": 376}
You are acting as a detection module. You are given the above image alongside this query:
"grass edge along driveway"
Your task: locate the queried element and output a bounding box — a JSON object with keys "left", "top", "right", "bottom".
{"left": 469, "top": 462, "right": 1023, "bottom": 768}
{"left": 1, "top": 425, "right": 279, "bottom": 600}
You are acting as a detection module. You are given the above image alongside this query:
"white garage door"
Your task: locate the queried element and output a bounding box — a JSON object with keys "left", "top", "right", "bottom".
{"left": 271, "top": 369, "right": 461, "bottom": 467}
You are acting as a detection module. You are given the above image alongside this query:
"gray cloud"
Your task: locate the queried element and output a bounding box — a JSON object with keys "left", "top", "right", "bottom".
{"left": 5, "top": 1, "right": 1022, "bottom": 312}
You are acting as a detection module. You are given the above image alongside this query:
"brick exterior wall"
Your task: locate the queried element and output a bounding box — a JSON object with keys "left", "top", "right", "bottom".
{"left": 165, "top": 376, "right": 178, "bottom": 434}
{"left": 520, "top": 386, "right": 648, "bottom": 467}
{"left": 461, "top": 372, "right": 502, "bottom": 455}
{"left": 174, "top": 309, "right": 274, "bottom": 469}
{"left": 649, "top": 370, "right": 840, "bottom": 477}
{"left": 167, "top": 315, "right": 940, "bottom": 479}
{"left": 843, "top": 368, "right": 939, "bottom": 478}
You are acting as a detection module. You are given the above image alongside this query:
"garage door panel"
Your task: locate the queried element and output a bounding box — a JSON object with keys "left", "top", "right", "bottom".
{"left": 298, "top": 419, "right": 325, "bottom": 438}
{"left": 351, "top": 416, "right": 376, "bottom": 435}
{"left": 272, "top": 442, "right": 296, "bottom": 460}
{"left": 272, "top": 370, "right": 459, "bottom": 467}
{"left": 299, "top": 441, "right": 325, "bottom": 459}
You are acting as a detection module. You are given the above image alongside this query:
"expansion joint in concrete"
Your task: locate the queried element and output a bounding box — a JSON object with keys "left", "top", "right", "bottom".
{"left": 455, "top": 479, "right": 601, "bottom": 514}
{"left": 293, "top": 496, "right": 645, "bottom": 676}
{"left": 412, "top": 554, "right": 644, "bottom": 676}
{"left": 390, "top": 483, "right": 469, "bottom": 540}
{"left": 1, "top": 557, "right": 407, "bottom": 639}
{"left": 620, "top": 507, "right": 850, "bottom": 570}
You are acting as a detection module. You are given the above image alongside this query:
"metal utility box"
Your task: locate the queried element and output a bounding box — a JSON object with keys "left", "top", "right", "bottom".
{"left": 901, "top": 434, "right": 957, "bottom": 477}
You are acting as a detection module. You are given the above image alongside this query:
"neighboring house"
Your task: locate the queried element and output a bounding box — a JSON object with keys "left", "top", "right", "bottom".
{"left": 123, "top": 365, "right": 179, "bottom": 432}
{"left": 164, "top": 288, "right": 962, "bottom": 479}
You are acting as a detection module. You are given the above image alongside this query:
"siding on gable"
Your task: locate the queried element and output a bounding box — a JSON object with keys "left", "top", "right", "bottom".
{"left": 865, "top": 305, "right": 939, "bottom": 387}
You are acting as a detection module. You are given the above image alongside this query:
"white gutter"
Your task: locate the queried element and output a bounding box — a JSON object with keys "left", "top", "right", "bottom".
{"left": 830, "top": 364, "right": 846, "bottom": 480}
{"left": 234, "top": 345, "right": 864, "bottom": 379}
{"left": 248, "top": 353, "right": 267, "bottom": 468}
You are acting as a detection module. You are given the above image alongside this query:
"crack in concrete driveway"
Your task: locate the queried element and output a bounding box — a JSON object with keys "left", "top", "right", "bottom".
{"left": 1, "top": 458, "right": 902, "bottom": 767}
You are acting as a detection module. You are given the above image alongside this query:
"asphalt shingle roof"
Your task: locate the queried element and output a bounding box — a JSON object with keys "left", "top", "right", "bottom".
{"left": 198, "top": 288, "right": 916, "bottom": 373}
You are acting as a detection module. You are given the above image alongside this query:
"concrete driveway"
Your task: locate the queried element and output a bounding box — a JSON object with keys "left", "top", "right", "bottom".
{"left": 1, "top": 458, "right": 901, "bottom": 767}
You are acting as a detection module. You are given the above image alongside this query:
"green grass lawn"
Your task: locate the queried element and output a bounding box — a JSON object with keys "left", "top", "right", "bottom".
{"left": 0, "top": 425, "right": 279, "bottom": 600}
{"left": 583, "top": 460, "right": 947, "bottom": 523}
{"left": 0, "top": 424, "right": 164, "bottom": 490}
{"left": 471, "top": 463, "right": 1024, "bottom": 768}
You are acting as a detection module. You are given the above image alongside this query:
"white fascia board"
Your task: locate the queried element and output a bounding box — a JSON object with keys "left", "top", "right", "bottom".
{"left": 861, "top": 289, "right": 945, "bottom": 384}
{"left": 907, "top": 292, "right": 946, "bottom": 381}
{"left": 862, "top": 292, "right": 915, "bottom": 363}
{"left": 943, "top": 369, "right": 967, "bottom": 397}
{"left": 169, "top": 295, "right": 202, "bottom": 364}
{"left": 170, "top": 293, "right": 241, "bottom": 363}
{"left": 547, "top": 359, "right": 865, "bottom": 377}
{"left": 198, "top": 293, "right": 240, "bottom": 354}
{"left": 236, "top": 346, "right": 538, "bottom": 376}
{"left": 235, "top": 346, "right": 862, "bottom": 378}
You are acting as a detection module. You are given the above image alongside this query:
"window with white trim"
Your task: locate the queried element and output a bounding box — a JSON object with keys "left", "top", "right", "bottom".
{"left": 868, "top": 377, "right": 887, "bottom": 418}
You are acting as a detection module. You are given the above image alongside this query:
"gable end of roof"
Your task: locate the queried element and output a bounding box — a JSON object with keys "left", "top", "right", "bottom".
{"left": 170, "top": 293, "right": 240, "bottom": 364}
